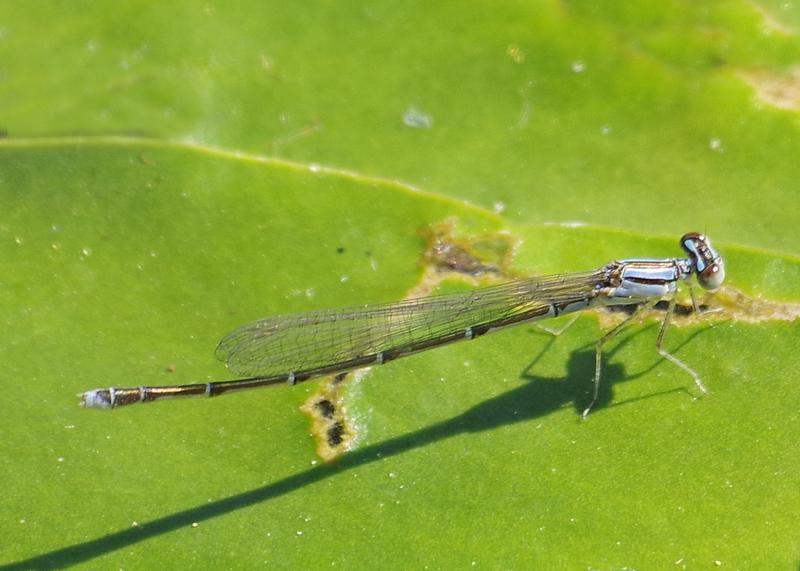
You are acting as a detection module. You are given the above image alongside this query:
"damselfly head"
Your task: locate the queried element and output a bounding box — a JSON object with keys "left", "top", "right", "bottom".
{"left": 680, "top": 232, "right": 725, "bottom": 290}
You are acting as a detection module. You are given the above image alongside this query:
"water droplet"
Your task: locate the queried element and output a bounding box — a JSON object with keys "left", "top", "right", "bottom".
{"left": 493, "top": 201, "right": 506, "bottom": 214}
{"left": 403, "top": 107, "right": 433, "bottom": 129}
{"left": 709, "top": 138, "right": 724, "bottom": 152}
{"left": 601, "top": 125, "right": 612, "bottom": 135}
{"left": 14, "top": 236, "right": 23, "bottom": 245}
{"left": 571, "top": 60, "right": 586, "bottom": 73}
{"left": 81, "top": 247, "right": 92, "bottom": 257}
{"left": 340, "top": 275, "right": 349, "bottom": 283}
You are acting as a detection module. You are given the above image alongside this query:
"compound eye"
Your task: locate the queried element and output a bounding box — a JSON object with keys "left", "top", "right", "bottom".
{"left": 698, "top": 261, "right": 725, "bottom": 290}
{"left": 680, "top": 232, "right": 704, "bottom": 256}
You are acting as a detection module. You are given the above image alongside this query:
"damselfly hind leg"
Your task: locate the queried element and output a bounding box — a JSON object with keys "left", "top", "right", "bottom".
{"left": 583, "top": 300, "right": 658, "bottom": 418}
{"left": 656, "top": 296, "right": 709, "bottom": 396}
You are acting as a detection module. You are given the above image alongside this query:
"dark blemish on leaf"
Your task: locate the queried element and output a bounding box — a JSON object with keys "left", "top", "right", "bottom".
{"left": 327, "top": 422, "right": 346, "bottom": 447}
{"left": 301, "top": 372, "right": 358, "bottom": 462}
{"left": 315, "top": 399, "right": 336, "bottom": 419}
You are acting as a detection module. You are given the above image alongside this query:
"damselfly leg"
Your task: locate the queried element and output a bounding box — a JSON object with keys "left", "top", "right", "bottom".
{"left": 655, "top": 296, "right": 709, "bottom": 396}
{"left": 583, "top": 293, "right": 710, "bottom": 418}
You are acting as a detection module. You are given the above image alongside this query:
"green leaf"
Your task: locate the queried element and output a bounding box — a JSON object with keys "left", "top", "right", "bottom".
{"left": 2, "top": 2, "right": 800, "bottom": 569}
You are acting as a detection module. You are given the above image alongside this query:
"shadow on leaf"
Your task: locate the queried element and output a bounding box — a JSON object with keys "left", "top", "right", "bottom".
{"left": 6, "top": 324, "right": 709, "bottom": 569}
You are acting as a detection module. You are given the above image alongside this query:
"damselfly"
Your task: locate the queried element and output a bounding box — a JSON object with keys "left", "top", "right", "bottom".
{"left": 81, "top": 232, "right": 725, "bottom": 417}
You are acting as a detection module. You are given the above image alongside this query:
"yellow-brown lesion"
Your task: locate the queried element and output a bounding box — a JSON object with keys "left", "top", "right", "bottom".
{"left": 737, "top": 67, "right": 800, "bottom": 112}
{"left": 710, "top": 284, "right": 800, "bottom": 323}
{"left": 419, "top": 219, "right": 518, "bottom": 278}
{"left": 596, "top": 283, "right": 800, "bottom": 330}
{"left": 300, "top": 372, "right": 356, "bottom": 462}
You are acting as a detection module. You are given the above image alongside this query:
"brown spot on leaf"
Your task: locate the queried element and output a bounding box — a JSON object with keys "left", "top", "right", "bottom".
{"left": 739, "top": 67, "right": 800, "bottom": 112}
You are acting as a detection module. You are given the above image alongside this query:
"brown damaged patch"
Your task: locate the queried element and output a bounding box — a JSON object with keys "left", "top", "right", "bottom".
{"left": 710, "top": 284, "right": 800, "bottom": 323}
{"left": 419, "top": 219, "right": 519, "bottom": 277}
{"left": 739, "top": 67, "right": 800, "bottom": 112}
{"left": 300, "top": 372, "right": 356, "bottom": 462}
{"left": 407, "top": 222, "right": 521, "bottom": 304}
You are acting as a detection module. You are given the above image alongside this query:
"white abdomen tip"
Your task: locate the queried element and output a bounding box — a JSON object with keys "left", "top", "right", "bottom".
{"left": 79, "top": 389, "right": 113, "bottom": 409}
